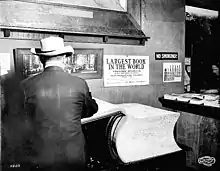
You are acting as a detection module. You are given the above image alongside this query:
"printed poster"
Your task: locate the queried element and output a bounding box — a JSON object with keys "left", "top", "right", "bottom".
{"left": 0, "top": 53, "right": 10, "bottom": 76}
{"left": 104, "top": 55, "right": 149, "bottom": 87}
{"left": 163, "top": 62, "right": 182, "bottom": 83}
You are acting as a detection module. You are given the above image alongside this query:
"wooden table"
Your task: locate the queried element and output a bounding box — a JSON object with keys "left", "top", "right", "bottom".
{"left": 159, "top": 97, "right": 220, "bottom": 171}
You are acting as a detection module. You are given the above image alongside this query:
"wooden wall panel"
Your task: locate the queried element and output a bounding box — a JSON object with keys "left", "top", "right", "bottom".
{"left": 175, "top": 111, "right": 220, "bottom": 170}
{"left": 127, "top": 0, "right": 141, "bottom": 26}
{"left": 0, "top": 1, "right": 145, "bottom": 39}
{"left": 22, "top": 0, "right": 126, "bottom": 11}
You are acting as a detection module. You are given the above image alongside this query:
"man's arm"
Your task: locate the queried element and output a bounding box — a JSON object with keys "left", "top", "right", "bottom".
{"left": 82, "top": 81, "right": 98, "bottom": 119}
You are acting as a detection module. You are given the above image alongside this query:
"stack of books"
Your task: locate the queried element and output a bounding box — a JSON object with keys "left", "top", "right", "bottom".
{"left": 163, "top": 93, "right": 220, "bottom": 108}
{"left": 203, "top": 94, "right": 219, "bottom": 107}
{"left": 163, "top": 93, "right": 182, "bottom": 100}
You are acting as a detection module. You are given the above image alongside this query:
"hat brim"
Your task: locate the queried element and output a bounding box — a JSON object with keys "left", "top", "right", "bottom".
{"left": 31, "top": 46, "right": 74, "bottom": 56}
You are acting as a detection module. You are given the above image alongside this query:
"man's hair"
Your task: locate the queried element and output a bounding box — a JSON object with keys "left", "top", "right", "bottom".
{"left": 39, "top": 54, "right": 65, "bottom": 63}
{"left": 47, "top": 55, "right": 64, "bottom": 61}
{"left": 38, "top": 54, "right": 65, "bottom": 67}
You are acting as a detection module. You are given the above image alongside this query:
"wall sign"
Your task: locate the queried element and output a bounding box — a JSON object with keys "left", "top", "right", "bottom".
{"left": 104, "top": 55, "right": 149, "bottom": 87}
{"left": 185, "top": 57, "right": 191, "bottom": 65}
{"left": 163, "top": 63, "right": 182, "bottom": 83}
{"left": 155, "top": 52, "right": 178, "bottom": 60}
{"left": 0, "top": 53, "right": 10, "bottom": 76}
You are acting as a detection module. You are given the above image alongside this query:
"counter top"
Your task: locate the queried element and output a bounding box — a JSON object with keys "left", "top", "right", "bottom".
{"left": 159, "top": 97, "right": 220, "bottom": 120}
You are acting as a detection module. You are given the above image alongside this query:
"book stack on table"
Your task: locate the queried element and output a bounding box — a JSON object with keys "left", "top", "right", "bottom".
{"left": 163, "top": 93, "right": 219, "bottom": 108}
{"left": 203, "top": 94, "right": 219, "bottom": 107}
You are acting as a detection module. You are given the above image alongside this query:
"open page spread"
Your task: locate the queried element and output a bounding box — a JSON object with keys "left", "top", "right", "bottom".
{"left": 114, "top": 103, "right": 181, "bottom": 162}
{"left": 81, "top": 97, "right": 126, "bottom": 124}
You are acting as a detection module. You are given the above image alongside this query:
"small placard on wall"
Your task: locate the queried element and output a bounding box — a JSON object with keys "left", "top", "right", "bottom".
{"left": 185, "top": 57, "right": 191, "bottom": 65}
{"left": 163, "top": 63, "right": 182, "bottom": 83}
{"left": 0, "top": 53, "right": 10, "bottom": 76}
{"left": 155, "top": 52, "right": 178, "bottom": 60}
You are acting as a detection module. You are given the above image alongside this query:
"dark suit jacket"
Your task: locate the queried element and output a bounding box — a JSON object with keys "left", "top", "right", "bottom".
{"left": 19, "top": 66, "right": 98, "bottom": 169}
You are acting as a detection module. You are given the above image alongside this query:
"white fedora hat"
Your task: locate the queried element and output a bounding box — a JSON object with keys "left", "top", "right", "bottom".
{"left": 31, "top": 36, "right": 74, "bottom": 57}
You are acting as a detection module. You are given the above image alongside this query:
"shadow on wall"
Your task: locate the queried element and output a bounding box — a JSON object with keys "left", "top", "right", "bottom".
{"left": 1, "top": 72, "right": 33, "bottom": 164}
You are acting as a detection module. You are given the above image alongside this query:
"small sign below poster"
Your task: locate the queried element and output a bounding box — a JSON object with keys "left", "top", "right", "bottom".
{"left": 155, "top": 52, "right": 178, "bottom": 60}
{"left": 185, "top": 57, "right": 191, "bottom": 65}
{"left": 163, "top": 63, "right": 182, "bottom": 83}
{"left": 104, "top": 55, "right": 149, "bottom": 87}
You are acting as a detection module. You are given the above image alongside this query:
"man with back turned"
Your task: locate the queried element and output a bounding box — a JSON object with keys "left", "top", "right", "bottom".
{"left": 20, "top": 36, "right": 98, "bottom": 170}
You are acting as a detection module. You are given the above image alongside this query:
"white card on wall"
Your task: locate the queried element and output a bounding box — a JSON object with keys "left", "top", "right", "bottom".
{"left": 0, "top": 53, "right": 10, "bottom": 76}
{"left": 163, "top": 62, "right": 182, "bottom": 83}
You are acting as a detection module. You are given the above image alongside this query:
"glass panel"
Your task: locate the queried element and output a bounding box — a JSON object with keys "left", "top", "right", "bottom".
{"left": 23, "top": 54, "right": 44, "bottom": 76}
{"left": 64, "top": 53, "right": 97, "bottom": 74}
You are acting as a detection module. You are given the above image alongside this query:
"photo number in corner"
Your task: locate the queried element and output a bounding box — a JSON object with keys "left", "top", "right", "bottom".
{"left": 163, "top": 62, "right": 182, "bottom": 83}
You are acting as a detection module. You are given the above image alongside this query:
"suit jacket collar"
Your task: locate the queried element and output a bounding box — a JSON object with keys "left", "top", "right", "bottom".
{"left": 44, "top": 66, "right": 64, "bottom": 72}
{"left": 45, "top": 61, "right": 65, "bottom": 70}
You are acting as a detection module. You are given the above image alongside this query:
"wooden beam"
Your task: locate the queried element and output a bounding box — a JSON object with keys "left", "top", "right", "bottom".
{"left": 3, "top": 29, "right": 10, "bottom": 37}
{"left": 0, "top": 29, "right": 148, "bottom": 46}
{"left": 186, "top": 0, "right": 220, "bottom": 11}
{"left": 103, "top": 36, "right": 108, "bottom": 43}
{"left": 0, "top": 1, "right": 147, "bottom": 40}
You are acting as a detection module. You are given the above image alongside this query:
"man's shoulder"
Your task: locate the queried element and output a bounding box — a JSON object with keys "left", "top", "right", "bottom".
{"left": 66, "top": 73, "right": 86, "bottom": 84}
{"left": 20, "top": 73, "right": 41, "bottom": 89}
{"left": 64, "top": 74, "right": 88, "bottom": 91}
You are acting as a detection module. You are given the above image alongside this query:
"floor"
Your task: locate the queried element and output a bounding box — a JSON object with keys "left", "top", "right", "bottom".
{"left": 2, "top": 151, "right": 197, "bottom": 171}
{"left": 2, "top": 164, "right": 197, "bottom": 171}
